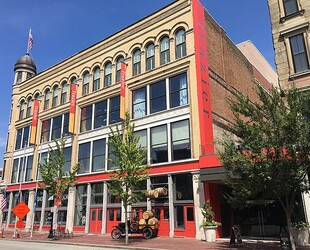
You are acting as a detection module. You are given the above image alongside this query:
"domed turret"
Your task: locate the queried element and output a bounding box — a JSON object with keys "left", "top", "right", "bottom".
{"left": 14, "top": 53, "right": 37, "bottom": 73}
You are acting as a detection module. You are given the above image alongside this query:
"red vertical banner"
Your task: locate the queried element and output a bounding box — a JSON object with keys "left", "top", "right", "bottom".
{"left": 69, "top": 83, "right": 77, "bottom": 133}
{"left": 30, "top": 100, "right": 39, "bottom": 145}
{"left": 192, "top": 0, "right": 215, "bottom": 156}
{"left": 120, "top": 62, "right": 126, "bottom": 120}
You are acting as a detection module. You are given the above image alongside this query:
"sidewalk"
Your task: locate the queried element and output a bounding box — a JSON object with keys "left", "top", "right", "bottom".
{"left": 1, "top": 229, "right": 310, "bottom": 249}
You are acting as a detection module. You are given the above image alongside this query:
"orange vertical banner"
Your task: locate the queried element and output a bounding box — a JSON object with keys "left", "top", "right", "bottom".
{"left": 120, "top": 62, "right": 126, "bottom": 120}
{"left": 29, "top": 100, "right": 39, "bottom": 145}
{"left": 69, "top": 83, "right": 77, "bottom": 133}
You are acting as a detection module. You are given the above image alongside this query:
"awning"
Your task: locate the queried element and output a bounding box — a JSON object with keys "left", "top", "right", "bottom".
{"left": 199, "top": 166, "right": 228, "bottom": 182}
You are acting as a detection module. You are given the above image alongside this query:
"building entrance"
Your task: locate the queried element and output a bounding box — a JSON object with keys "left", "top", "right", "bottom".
{"left": 89, "top": 208, "right": 102, "bottom": 233}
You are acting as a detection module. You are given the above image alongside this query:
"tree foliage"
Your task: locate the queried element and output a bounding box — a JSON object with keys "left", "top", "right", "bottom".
{"left": 218, "top": 84, "right": 310, "bottom": 249}
{"left": 39, "top": 136, "right": 79, "bottom": 201}
{"left": 108, "top": 111, "right": 149, "bottom": 244}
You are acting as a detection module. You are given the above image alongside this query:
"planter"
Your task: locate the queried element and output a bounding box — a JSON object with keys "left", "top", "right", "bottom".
{"left": 291, "top": 228, "right": 309, "bottom": 246}
{"left": 203, "top": 226, "right": 217, "bottom": 242}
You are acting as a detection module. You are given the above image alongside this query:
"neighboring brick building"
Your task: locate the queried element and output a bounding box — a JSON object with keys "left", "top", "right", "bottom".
{"left": 0, "top": 0, "right": 275, "bottom": 240}
{"left": 268, "top": 0, "right": 310, "bottom": 90}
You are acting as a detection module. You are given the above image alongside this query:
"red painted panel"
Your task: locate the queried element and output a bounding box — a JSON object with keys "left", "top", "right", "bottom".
{"left": 154, "top": 207, "right": 169, "bottom": 236}
{"left": 106, "top": 208, "right": 121, "bottom": 233}
{"left": 73, "top": 226, "right": 85, "bottom": 232}
{"left": 89, "top": 208, "right": 102, "bottom": 233}
{"left": 7, "top": 183, "right": 36, "bottom": 191}
{"left": 184, "top": 205, "right": 196, "bottom": 238}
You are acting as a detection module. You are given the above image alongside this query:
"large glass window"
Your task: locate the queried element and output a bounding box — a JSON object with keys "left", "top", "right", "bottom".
{"left": 51, "top": 115, "right": 62, "bottom": 139}
{"left": 94, "top": 100, "right": 107, "bottom": 129}
{"left": 91, "top": 183, "right": 103, "bottom": 204}
{"left": 146, "top": 43, "right": 155, "bottom": 71}
{"left": 15, "top": 128, "right": 23, "bottom": 150}
{"left": 151, "top": 125, "right": 168, "bottom": 164}
{"left": 52, "top": 85, "right": 59, "bottom": 107}
{"left": 25, "top": 155, "right": 33, "bottom": 182}
{"left": 78, "top": 142, "right": 90, "bottom": 174}
{"left": 175, "top": 29, "right": 186, "bottom": 59}
{"left": 63, "top": 113, "right": 69, "bottom": 136}
{"left": 26, "top": 98, "right": 32, "bottom": 117}
{"left": 170, "top": 73, "right": 188, "bottom": 108}
{"left": 93, "top": 67, "right": 101, "bottom": 91}
{"left": 44, "top": 89, "right": 50, "bottom": 110}
{"left": 61, "top": 82, "right": 68, "bottom": 104}
{"left": 11, "top": 159, "right": 19, "bottom": 183}
{"left": 15, "top": 127, "right": 30, "bottom": 150}
{"left": 171, "top": 120, "right": 190, "bottom": 161}
{"left": 42, "top": 120, "right": 51, "bottom": 143}
{"left": 133, "top": 49, "right": 141, "bottom": 76}
{"left": 290, "top": 34, "right": 309, "bottom": 73}
{"left": 175, "top": 174, "right": 193, "bottom": 200}
{"left": 132, "top": 87, "right": 146, "bottom": 118}
{"left": 283, "top": 0, "right": 298, "bottom": 16}
{"left": 22, "top": 126, "right": 29, "bottom": 148}
{"left": 37, "top": 152, "right": 47, "bottom": 181}
{"left": 135, "top": 129, "right": 147, "bottom": 164}
{"left": 19, "top": 100, "right": 26, "bottom": 120}
{"left": 64, "top": 147, "right": 72, "bottom": 173}
{"left": 92, "top": 139, "right": 106, "bottom": 172}
{"left": 109, "top": 96, "right": 121, "bottom": 124}
{"left": 82, "top": 73, "right": 89, "bottom": 96}
{"left": 104, "top": 62, "right": 112, "bottom": 87}
{"left": 75, "top": 184, "right": 87, "bottom": 226}
{"left": 160, "top": 36, "right": 170, "bottom": 65}
{"left": 116, "top": 57, "right": 124, "bottom": 83}
{"left": 80, "top": 105, "right": 92, "bottom": 132}
{"left": 150, "top": 80, "right": 166, "bottom": 113}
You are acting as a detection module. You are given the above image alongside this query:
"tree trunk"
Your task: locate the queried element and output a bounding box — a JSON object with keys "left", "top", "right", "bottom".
{"left": 125, "top": 206, "right": 129, "bottom": 245}
{"left": 284, "top": 207, "right": 296, "bottom": 250}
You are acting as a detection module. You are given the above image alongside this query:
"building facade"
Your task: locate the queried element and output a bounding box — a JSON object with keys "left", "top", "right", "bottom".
{"left": 1, "top": 0, "right": 274, "bottom": 240}
{"left": 268, "top": 0, "right": 310, "bottom": 90}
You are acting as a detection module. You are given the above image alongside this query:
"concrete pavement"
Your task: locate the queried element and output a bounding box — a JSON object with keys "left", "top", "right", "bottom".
{"left": 1, "top": 229, "right": 310, "bottom": 249}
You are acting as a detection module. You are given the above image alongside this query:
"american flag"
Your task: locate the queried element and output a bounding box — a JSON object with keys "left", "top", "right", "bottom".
{"left": 28, "top": 29, "right": 33, "bottom": 51}
{"left": 0, "top": 189, "right": 7, "bottom": 211}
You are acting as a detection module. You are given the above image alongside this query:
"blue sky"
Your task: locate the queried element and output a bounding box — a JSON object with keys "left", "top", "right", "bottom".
{"left": 0, "top": 0, "right": 274, "bottom": 166}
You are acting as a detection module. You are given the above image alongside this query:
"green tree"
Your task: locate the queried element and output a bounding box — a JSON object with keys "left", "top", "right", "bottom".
{"left": 108, "top": 111, "right": 149, "bottom": 245}
{"left": 218, "top": 84, "right": 310, "bottom": 250}
{"left": 39, "top": 136, "right": 79, "bottom": 236}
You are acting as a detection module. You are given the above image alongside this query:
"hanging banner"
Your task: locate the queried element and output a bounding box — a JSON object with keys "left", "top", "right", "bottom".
{"left": 120, "top": 62, "right": 126, "bottom": 120}
{"left": 192, "top": 0, "right": 215, "bottom": 156}
{"left": 69, "top": 83, "right": 77, "bottom": 133}
{"left": 29, "top": 100, "right": 39, "bottom": 145}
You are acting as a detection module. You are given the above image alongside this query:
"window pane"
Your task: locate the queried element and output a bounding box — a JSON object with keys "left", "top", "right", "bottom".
{"left": 170, "top": 73, "right": 188, "bottom": 108}
{"left": 116, "top": 57, "right": 124, "bottom": 83}
{"left": 132, "top": 87, "right": 146, "bottom": 118}
{"left": 61, "top": 82, "right": 68, "bottom": 104}
{"left": 82, "top": 73, "right": 89, "bottom": 96}
{"left": 160, "top": 37, "right": 170, "bottom": 65}
{"left": 151, "top": 125, "right": 168, "bottom": 163}
{"left": 64, "top": 147, "right": 72, "bottom": 173}
{"left": 176, "top": 206, "right": 184, "bottom": 228}
{"left": 42, "top": 120, "right": 51, "bottom": 142}
{"left": 284, "top": 0, "right": 298, "bottom": 15}
{"left": 63, "top": 113, "right": 69, "bottom": 136}
{"left": 80, "top": 105, "right": 93, "bottom": 132}
{"left": 52, "top": 116, "right": 62, "bottom": 139}
{"left": 93, "top": 68, "right": 100, "bottom": 91}
{"left": 175, "top": 29, "right": 186, "bottom": 59}
{"left": 78, "top": 142, "right": 90, "bottom": 174}
{"left": 175, "top": 174, "right": 193, "bottom": 200}
{"left": 109, "top": 96, "right": 121, "bottom": 124}
{"left": 150, "top": 80, "right": 166, "bottom": 113}
{"left": 290, "top": 34, "right": 309, "bottom": 73}
{"left": 91, "top": 183, "right": 103, "bottom": 204}
{"left": 11, "top": 159, "right": 19, "bottom": 183}
{"left": 94, "top": 100, "right": 107, "bottom": 128}
{"left": 187, "top": 207, "right": 194, "bottom": 221}
{"left": 15, "top": 129, "right": 22, "bottom": 150}
{"left": 172, "top": 120, "right": 191, "bottom": 161}
{"left": 22, "top": 126, "right": 29, "bottom": 148}
{"left": 92, "top": 139, "right": 106, "bottom": 172}
{"left": 104, "top": 63, "right": 112, "bottom": 87}
{"left": 25, "top": 155, "right": 33, "bottom": 182}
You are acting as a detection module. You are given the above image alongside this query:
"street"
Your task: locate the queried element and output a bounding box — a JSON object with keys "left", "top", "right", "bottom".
{"left": 0, "top": 240, "right": 121, "bottom": 250}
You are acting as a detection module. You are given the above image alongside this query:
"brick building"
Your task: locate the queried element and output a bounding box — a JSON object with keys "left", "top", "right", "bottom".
{"left": 0, "top": 0, "right": 275, "bottom": 240}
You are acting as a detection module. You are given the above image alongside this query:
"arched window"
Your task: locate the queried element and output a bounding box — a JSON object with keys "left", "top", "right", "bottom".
{"left": 104, "top": 62, "right": 112, "bottom": 87}
{"left": 44, "top": 89, "right": 50, "bottom": 110}
{"left": 93, "top": 67, "right": 100, "bottom": 91}
{"left": 61, "top": 81, "right": 68, "bottom": 104}
{"left": 26, "top": 97, "right": 33, "bottom": 117}
{"left": 34, "top": 93, "right": 40, "bottom": 100}
{"left": 132, "top": 49, "right": 141, "bottom": 76}
{"left": 82, "top": 72, "right": 89, "bottom": 95}
{"left": 146, "top": 43, "right": 155, "bottom": 71}
{"left": 52, "top": 85, "right": 59, "bottom": 107}
{"left": 175, "top": 29, "right": 186, "bottom": 59}
{"left": 160, "top": 36, "right": 170, "bottom": 65}
{"left": 19, "top": 100, "right": 26, "bottom": 120}
{"left": 116, "top": 57, "right": 124, "bottom": 83}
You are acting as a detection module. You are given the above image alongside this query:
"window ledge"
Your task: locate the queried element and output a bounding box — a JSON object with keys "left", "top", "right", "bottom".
{"left": 289, "top": 69, "right": 310, "bottom": 79}
{"left": 280, "top": 9, "right": 305, "bottom": 23}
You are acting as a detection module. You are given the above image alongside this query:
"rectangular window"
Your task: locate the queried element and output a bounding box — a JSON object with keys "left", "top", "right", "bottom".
{"left": 107, "top": 143, "right": 119, "bottom": 171}
{"left": 109, "top": 96, "right": 121, "bottom": 124}
{"left": 64, "top": 147, "right": 72, "bottom": 173}
{"left": 170, "top": 73, "right": 188, "bottom": 108}
{"left": 92, "top": 139, "right": 106, "bottom": 172}
{"left": 151, "top": 125, "right": 168, "bottom": 164}
{"left": 134, "top": 129, "right": 147, "bottom": 164}
{"left": 41, "top": 120, "right": 51, "bottom": 143}
{"left": 75, "top": 184, "right": 87, "bottom": 226}
{"left": 25, "top": 155, "right": 33, "bottom": 182}
{"left": 290, "top": 34, "right": 309, "bottom": 73}
{"left": 132, "top": 87, "right": 146, "bottom": 118}
{"left": 94, "top": 100, "right": 107, "bottom": 129}
{"left": 283, "top": 0, "right": 298, "bottom": 16}
{"left": 37, "top": 152, "right": 48, "bottom": 181}
{"left": 63, "top": 113, "right": 69, "bottom": 136}
{"left": 51, "top": 115, "right": 62, "bottom": 139}
{"left": 171, "top": 120, "right": 191, "bottom": 161}
{"left": 22, "top": 126, "right": 30, "bottom": 148}
{"left": 11, "top": 159, "right": 19, "bottom": 183}
{"left": 175, "top": 206, "right": 184, "bottom": 228}
{"left": 78, "top": 142, "right": 90, "bottom": 174}
{"left": 15, "top": 129, "right": 22, "bottom": 150}
{"left": 18, "top": 157, "right": 25, "bottom": 183}
{"left": 150, "top": 80, "right": 166, "bottom": 114}
{"left": 91, "top": 183, "right": 103, "bottom": 204}
{"left": 80, "top": 105, "right": 93, "bottom": 132}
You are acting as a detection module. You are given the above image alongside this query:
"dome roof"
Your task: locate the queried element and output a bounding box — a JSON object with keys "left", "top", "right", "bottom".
{"left": 14, "top": 53, "right": 37, "bottom": 73}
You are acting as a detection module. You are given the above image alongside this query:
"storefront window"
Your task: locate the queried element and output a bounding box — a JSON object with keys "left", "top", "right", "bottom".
{"left": 75, "top": 184, "right": 87, "bottom": 226}
{"left": 174, "top": 174, "right": 193, "bottom": 201}
{"left": 91, "top": 183, "right": 103, "bottom": 204}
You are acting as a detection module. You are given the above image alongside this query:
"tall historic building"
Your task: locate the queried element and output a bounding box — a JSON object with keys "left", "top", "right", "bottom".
{"left": 268, "top": 0, "right": 310, "bottom": 90}
{"left": 1, "top": 0, "right": 276, "bottom": 240}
